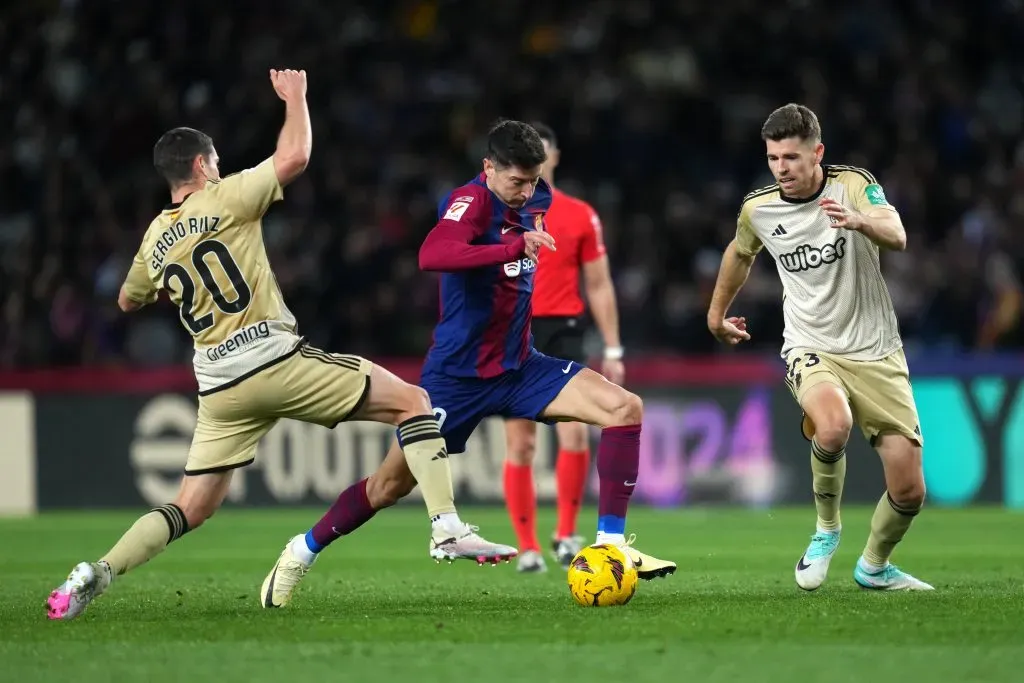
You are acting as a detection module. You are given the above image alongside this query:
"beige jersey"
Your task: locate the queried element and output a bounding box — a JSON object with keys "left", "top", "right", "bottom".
{"left": 122, "top": 157, "right": 302, "bottom": 394}
{"left": 734, "top": 165, "right": 902, "bottom": 361}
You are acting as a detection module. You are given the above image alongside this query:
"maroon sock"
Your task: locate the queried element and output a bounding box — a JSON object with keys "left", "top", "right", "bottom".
{"left": 596, "top": 425, "right": 641, "bottom": 534}
{"left": 308, "top": 478, "right": 376, "bottom": 551}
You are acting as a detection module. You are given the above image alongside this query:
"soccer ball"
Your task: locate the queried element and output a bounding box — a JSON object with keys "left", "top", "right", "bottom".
{"left": 567, "top": 543, "right": 638, "bottom": 607}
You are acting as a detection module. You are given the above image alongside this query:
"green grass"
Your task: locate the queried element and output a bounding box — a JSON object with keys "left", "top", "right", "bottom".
{"left": 2, "top": 506, "right": 1023, "bottom": 682}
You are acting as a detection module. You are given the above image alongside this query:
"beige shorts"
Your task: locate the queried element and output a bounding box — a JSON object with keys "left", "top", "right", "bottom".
{"left": 783, "top": 347, "right": 923, "bottom": 447}
{"left": 185, "top": 344, "right": 373, "bottom": 474}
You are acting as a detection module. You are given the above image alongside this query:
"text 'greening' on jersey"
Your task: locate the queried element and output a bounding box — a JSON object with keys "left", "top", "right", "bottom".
{"left": 122, "top": 158, "right": 303, "bottom": 394}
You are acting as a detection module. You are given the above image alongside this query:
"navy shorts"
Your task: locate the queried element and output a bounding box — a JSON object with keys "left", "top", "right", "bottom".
{"left": 423, "top": 349, "right": 584, "bottom": 454}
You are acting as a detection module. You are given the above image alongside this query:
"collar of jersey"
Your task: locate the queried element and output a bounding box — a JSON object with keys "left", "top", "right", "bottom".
{"left": 164, "top": 192, "right": 195, "bottom": 211}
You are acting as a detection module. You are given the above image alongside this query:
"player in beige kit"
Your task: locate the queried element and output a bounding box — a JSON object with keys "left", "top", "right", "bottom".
{"left": 46, "top": 69, "right": 514, "bottom": 621}
{"left": 707, "top": 104, "right": 932, "bottom": 592}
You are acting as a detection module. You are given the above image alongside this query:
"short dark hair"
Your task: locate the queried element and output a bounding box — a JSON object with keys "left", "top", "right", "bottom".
{"left": 153, "top": 127, "right": 215, "bottom": 185}
{"left": 529, "top": 121, "right": 557, "bottom": 148}
{"left": 486, "top": 119, "right": 547, "bottom": 169}
{"left": 760, "top": 104, "right": 822, "bottom": 143}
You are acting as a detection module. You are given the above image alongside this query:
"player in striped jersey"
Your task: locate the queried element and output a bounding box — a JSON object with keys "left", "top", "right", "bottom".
{"left": 707, "top": 104, "right": 932, "bottom": 592}
{"left": 260, "top": 121, "right": 675, "bottom": 609}
{"left": 502, "top": 123, "right": 625, "bottom": 573}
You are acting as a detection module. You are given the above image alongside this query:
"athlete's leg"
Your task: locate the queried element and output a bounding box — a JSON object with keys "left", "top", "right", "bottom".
{"left": 262, "top": 361, "right": 516, "bottom": 607}
{"left": 552, "top": 420, "right": 590, "bottom": 564}
{"left": 530, "top": 319, "right": 590, "bottom": 564}
{"left": 539, "top": 367, "right": 642, "bottom": 427}
{"left": 538, "top": 367, "right": 641, "bottom": 540}
{"left": 365, "top": 436, "right": 419, "bottom": 508}
{"left": 105, "top": 468, "right": 236, "bottom": 578}
{"left": 46, "top": 392, "right": 271, "bottom": 622}
{"left": 536, "top": 367, "right": 673, "bottom": 579}
{"left": 791, "top": 381, "right": 851, "bottom": 590}
{"left": 833, "top": 350, "right": 932, "bottom": 591}
{"left": 854, "top": 433, "right": 931, "bottom": 590}
{"left": 503, "top": 416, "right": 590, "bottom": 573}
{"left": 46, "top": 471, "right": 235, "bottom": 621}
{"left": 801, "top": 381, "right": 853, "bottom": 528}
{"left": 312, "top": 361, "right": 455, "bottom": 546}
{"left": 555, "top": 421, "right": 590, "bottom": 452}
{"left": 503, "top": 418, "right": 544, "bottom": 571}
{"left": 263, "top": 361, "right": 456, "bottom": 608}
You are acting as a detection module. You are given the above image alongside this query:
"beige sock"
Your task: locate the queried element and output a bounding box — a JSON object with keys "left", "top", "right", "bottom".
{"left": 398, "top": 415, "right": 456, "bottom": 518}
{"left": 862, "top": 491, "right": 919, "bottom": 567}
{"left": 100, "top": 503, "right": 189, "bottom": 576}
{"left": 810, "top": 439, "right": 846, "bottom": 531}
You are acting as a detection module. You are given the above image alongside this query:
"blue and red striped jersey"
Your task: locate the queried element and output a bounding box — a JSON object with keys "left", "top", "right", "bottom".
{"left": 419, "top": 173, "right": 552, "bottom": 379}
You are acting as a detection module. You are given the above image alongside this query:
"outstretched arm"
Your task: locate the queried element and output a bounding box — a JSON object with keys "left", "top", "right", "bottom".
{"left": 270, "top": 69, "right": 312, "bottom": 188}
{"left": 706, "top": 240, "right": 754, "bottom": 345}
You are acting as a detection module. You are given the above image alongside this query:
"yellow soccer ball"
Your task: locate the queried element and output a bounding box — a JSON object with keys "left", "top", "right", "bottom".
{"left": 567, "top": 543, "right": 638, "bottom": 607}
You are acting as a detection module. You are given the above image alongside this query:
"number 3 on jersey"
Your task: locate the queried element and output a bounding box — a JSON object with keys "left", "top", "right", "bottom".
{"left": 164, "top": 240, "right": 252, "bottom": 334}
{"left": 785, "top": 352, "right": 821, "bottom": 391}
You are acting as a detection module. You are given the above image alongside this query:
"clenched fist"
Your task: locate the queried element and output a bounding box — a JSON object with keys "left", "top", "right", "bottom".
{"left": 270, "top": 69, "right": 307, "bottom": 102}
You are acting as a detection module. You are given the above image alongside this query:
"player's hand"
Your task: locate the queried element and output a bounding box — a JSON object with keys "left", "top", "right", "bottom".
{"left": 709, "top": 316, "right": 751, "bottom": 345}
{"left": 270, "top": 69, "right": 307, "bottom": 102}
{"left": 601, "top": 358, "right": 625, "bottom": 385}
{"left": 819, "top": 198, "right": 866, "bottom": 231}
{"left": 522, "top": 230, "right": 556, "bottom": 262}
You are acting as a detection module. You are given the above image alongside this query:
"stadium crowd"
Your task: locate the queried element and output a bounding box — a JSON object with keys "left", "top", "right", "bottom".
{"left": 2, "top": 0, "right": 1023, "bottom": 368}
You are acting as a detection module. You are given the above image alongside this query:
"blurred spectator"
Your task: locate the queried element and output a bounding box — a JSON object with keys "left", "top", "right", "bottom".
{"left": 1, "top": 0, "right": 1023, "bottom": 367}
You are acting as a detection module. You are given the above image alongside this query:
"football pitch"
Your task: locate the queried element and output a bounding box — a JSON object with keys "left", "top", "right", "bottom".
{"left": 2, "top": 506, "right": 1022, "bottom": 682}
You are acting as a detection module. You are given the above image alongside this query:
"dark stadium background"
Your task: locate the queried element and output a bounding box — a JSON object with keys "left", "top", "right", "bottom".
{"left": 1, "top": 1, "right": 1022, "bottom": 511}
{"left": 3, "top": 5, "right": 1024, "bottom": 682}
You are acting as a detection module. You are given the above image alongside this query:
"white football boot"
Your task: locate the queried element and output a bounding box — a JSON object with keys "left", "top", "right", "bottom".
{"left": 854, "top": 558, "right": 934, "bottom": 591}
{"left": 47, "top": 561, "right": 113, "bottom": 620}
{"left": 552, "top": 535, "right": 585, "bottom": 570}
{"left": 429, "top": 522, "right": 518, "bottom": 565}
{"left": 618, "top": 534, "right": 677, "bottom": 580}
{"left": 516, "top": 549, "right": 548, "bottom": 573}
{"left": 260, "top": 535, "right": 315, "bottom": 608}
{"left": 795, "top": 528, "right": 841, "bottom": 591}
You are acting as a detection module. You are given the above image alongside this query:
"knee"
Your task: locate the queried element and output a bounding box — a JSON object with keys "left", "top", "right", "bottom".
{"left": 394, "top": 384, "right": 435, "bottom": 427}
{"left": 366, "top": 469, "right": 416, "bottom": 509}
{"left": 814, "top": 425, "right": 851, "bottom": 453}
{"left": 889, "top": 450, "right": 926, "bottom": 509}
{"left": 406, "top": 385, "right": 432, "bottom": 417}
{"left": 890, "top": 481, "right": 926, "bottom": 510}
{"left": 812, "top": 420, "right": 852, "bottom": 453}
{"left": 803, "top": 384, "right": 853, "bottom": 452}
{"left": 607, "top": 390, "right": 643, "bottom": 427}
{"left": 506, "top": 430, "right": 536, "bottom": 466}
